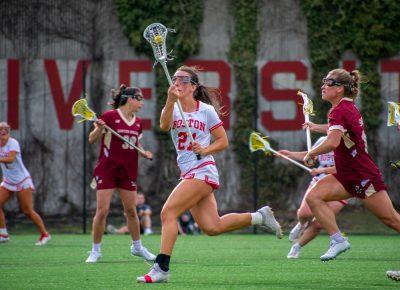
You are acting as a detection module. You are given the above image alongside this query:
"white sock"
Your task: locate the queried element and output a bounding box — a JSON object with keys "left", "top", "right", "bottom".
{"left": 92, "top": 243, "right": 101, "bottom": 252}
{"left": 293, "top": 242, "right": 301, "bottom": 250}
{"left": 251, "top": 212, "right": 263, "bottom": 225}
{"left": 0, "top": 228, "right": 8, "bottom": 235}
{"left": 132, "top": 239, "right": 142, "bottom": 251}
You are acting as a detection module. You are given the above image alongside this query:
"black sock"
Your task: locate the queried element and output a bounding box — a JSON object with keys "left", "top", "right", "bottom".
{"left": 155, "top": 254, "right": 171, "bottom": 272}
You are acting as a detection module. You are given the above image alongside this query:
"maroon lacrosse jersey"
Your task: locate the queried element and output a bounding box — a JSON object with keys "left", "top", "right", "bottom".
{"left": 328, "top": 98, "right": 387, "bottom": 198}
{"left": 93, "top": 109, "right": 142, "bottom": 190}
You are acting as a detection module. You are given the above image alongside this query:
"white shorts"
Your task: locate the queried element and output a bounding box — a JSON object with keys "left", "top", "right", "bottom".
{"left": 179, "top": 160, "right": 220, "bottom": 189}
{"left": 1, "top": 177, "right": 35, "bottom": 192}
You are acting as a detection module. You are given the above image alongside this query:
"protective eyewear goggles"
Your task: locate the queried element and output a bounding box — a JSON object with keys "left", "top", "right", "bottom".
{"left": 0, "top": 127, "right": 10, "bottom": 132}
{"left": 171, "top": 76, "right": 193, "bottom": 85}
{"left": 129, "top": 94, "right": 144, "bottom": 101}
{"left": 322, "top": 78, "right": 344, "bottom": 87}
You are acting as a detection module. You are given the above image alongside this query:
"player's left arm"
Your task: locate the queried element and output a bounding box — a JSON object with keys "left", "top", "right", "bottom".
{"left": 192, "top": 126, "right": 228, "bottom": 156}
{"left": 0, "top": 150, "right": 17, "bottom": 163}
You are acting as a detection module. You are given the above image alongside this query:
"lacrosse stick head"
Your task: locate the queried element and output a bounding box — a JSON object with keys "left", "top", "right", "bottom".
{"left": 387, "top": 101, "right": 400, "bottom": 126}
{"left": 143, "top": 23, "right": 173, "bottom": 62}
{"left": 71, "top": 98, "right": 97, "bottom": 123}
{"left": 249, "top": 132, "right": 272, "bottom": 155}
{"left": 297, "top": 91, "right": 314, "bottom": 116}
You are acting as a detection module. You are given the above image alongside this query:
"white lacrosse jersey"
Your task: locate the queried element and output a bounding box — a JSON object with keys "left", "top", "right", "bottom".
{"left": 170, "top": 101, "right": 223, "bottom": 173}
{"left": 0, "top": 137, "right": 31, "bottom": 184}
{"left": 311, "top": 136, "right": 335, "bottom": 183}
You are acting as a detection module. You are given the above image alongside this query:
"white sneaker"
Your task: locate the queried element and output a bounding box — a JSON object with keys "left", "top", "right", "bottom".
{"left": 320, "top": 239, "right": 350, "bottom": 261}
{"left": 0, "top": 234, "right": 9, "bottom": 243}
{"left": 144, "top": 228, "right": 153, "bottom": 235}
{"left": 131, "top": 246, "right": 156, "bottom": 262}
{"left": 287, "top": 244, "right": 301, "bottom": 259}
{"left": 85, "top": 251, "right": 102, "bottom": 263}
{"left": 257, "top": 206, "right": 283, "bottom": 239}
{"left": 387, "top": 270, "right": 400, "bottom": 281}
{"left": 137, "top": 263, "right": 170, "bottom": 283}
{"left": 35, "top": 233, "right": 51, "bottom": 246}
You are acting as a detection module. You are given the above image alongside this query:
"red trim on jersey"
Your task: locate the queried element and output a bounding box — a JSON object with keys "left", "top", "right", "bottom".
{"left": 3, "top": 176, "right": 31, "bottom": 186}
{"left": 209, "top": 122, "right": 223, "bottom": 132}
{"left": 196, "top": 101, "right": 200, "bottom": 111}
{"left": 181, "top": 161, "right": 216, "bottom": 178}
{"left": 339, "top": 199, "right": 348, "bottom": 205}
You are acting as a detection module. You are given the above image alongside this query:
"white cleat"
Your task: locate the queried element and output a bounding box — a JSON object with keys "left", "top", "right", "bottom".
{"left": 35, "top": 233, "right": 51, "bottom": 246}
{"left": 137, "top": 263, "right": 170, "bottom": 283}
{"left": 320, "top": 239, "right": 350, "bottom": 261}
{"left": 131, "top": 246, "right": 156, "bottom": 262}
{"left": 257, "top": 206, "right": 283, "bottom": 239}
{"left": 85, "top": 251, "right": 102, "bottom": 263}
{"left": 387, "top": 270, "right": 400, "bottom": 281}
{"left": 143, "top": 228, "right": 153, "bottom": 236}
{"left": 288, "top": 222, "right": 302, "bottom": 243}
{"left": 287, "top": 244, "right": 301, "bottom": 259}
{"left": 0, "top": 234, "right": 10, "bottom": 243}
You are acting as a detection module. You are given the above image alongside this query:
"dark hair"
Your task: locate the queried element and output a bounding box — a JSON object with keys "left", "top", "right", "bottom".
{"left": 329, "top": 69, "right": 362, "bottom": 99}
{"left": 176, "top": 65, "right": 224, "bottom": 116}
{"left": 110, "top": 84, "right": 143, "bottom": 109}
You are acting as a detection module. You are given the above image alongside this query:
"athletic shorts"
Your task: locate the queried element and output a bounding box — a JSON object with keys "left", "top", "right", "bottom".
{"left": 333, "top": 173, "right": 387, "bottom": 199}
{"left": 92, "top": 162, "right": 137, "bottom": 191}
{"left": 179, "top": 161, "right": 220, "bottom": 190}
{"left": 1, "top": 177, "right": 35, "bottom": 192}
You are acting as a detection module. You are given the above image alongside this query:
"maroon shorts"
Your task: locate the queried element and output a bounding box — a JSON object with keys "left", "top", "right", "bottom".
{"left": 93, "top": 161, "right": 137, "bottom": 191}
{"left": 333, "top": 173, "right": 387, "bottom": 199}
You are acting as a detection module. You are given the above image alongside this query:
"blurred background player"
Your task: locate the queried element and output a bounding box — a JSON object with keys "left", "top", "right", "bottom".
{"left": 278, "top": 136, "right": 348, "bottom": 259}
{"left": 137, "top": 66, "right": 282, "bottom": 283}
{"left": 303, "top": 69, "right": 400, "bottom": 261}
{"left": 85, "top": 85, "right": 155, "bottom": 263}
{"left": 0, "top": 122, "right": 50, "bottom": 245}
{"left": 107, "top": 192, "right": 153, "bottom": 235}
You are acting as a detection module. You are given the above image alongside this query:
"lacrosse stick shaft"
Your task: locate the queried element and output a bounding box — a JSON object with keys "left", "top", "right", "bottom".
{"left": 102, "top": 124, "right": 147, "bottom": 156}
{"left": 305, "top": 115, "right": 312, "bottom": 152}
{"left": 269, "top": 147, "right": 312, "bottom": 172}
{"left": 160, "top": 61, "right": 201, "bottom": 160}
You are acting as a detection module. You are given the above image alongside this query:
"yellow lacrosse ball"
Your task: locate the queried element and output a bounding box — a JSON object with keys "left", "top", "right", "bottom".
{"left": 153, "top": 35, "right": 162, "bottom": 44}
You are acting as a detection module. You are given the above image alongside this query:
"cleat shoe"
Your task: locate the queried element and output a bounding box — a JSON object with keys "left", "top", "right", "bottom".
{"left": 320, "top": 239, "right": 350, "bottom": 261}
{"left": 85, "top": 251, "right": 102, "bottom": 263}
{"left": 0, "top": 234, "right": 9, "bottom": 243}
{"left": 35, "top": 233, "right": 51, "bottom": 246}
{"left": 257, "top": 206, "right": 283, "bottom": 239}
{"left": 390, "top": 160, "right": 400, "bottom": 170}
{"left": 131, "top": 246, "right": 156, "bottom": 262}
{"left": 143, "top": 228, "right": 153, "bottom": 235}
{"left": 137, "top": 263, "right": 170, "bottom": 283}
{"left": 288, "top": 222, "right": 302, "bottom": 243}
{"left": 106, "top": 224, "right": 118, "bottom": 234}
{"left": 387, "top": 270, "right": 400, "bottom": 281}
{"left": 287, "top": 244, "right": 301, "bottom": 259}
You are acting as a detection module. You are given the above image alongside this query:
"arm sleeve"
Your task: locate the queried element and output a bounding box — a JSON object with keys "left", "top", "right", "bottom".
{"left": 328, "top": 107, "right": 346, "bottom": 133}
{"left": 207, "top": 106, "right": 223, "bottom": 132}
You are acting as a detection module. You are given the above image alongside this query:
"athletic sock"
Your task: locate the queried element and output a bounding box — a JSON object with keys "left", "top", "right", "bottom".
{"left": 92, "top": 243, "right": 101, "bottom": 252}
{"left": 155, "top": 254, "right": 171, "bottom": 272}
{"left": 0, "top": 228, "right": 8, "bottom": 235}
{"left": 293, "top": 242, "right": 301, "bottom": 250}
{"left": 132, "top": 239, "right": 142, "bottom": 251}
{"left": 250, "top": 212, "right": 262, "bottom": 225}
{"left": 330, "top": 231, "right": 345, "bottom": 243}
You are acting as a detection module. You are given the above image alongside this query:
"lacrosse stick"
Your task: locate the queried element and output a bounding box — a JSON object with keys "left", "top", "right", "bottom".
{"left": 143, "top": 23, "right": 201, "bottom": 160}
{"left": 298, "top": 91, "right": 314, "bottom": 152}
{"left": 249, "top": 132, "right": 311, "bottom": 172}
{"left": 71, "top": 98, "right": 150, "bottom": 159}
{"left": 387, "top": 101, "right": 400, "bottom": 127}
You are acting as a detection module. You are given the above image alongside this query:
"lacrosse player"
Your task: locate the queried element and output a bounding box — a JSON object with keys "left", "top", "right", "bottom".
{"left": 137, "top": 66, "right": 282, "bottom": 283}
{"left": 0, "top": 122, "right": 51, "bottom": 245}
{"left": 278, "top": 136, "right": 348, "bottom": 259}
{"left": 85, "top": 85, "right": 155, "bottom": 263}
{"left": 302, "top": 69, "right": 400, "bottom": 261}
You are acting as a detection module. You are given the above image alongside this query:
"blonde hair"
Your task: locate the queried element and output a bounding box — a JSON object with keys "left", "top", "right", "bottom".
{"left": 329, "top": 69, "right": 361, "bottom": 99}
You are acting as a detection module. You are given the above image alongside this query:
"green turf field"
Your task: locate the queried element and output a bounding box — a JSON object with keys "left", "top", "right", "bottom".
{"left": 0, "top": 234, "right": 399, "bottom": 289}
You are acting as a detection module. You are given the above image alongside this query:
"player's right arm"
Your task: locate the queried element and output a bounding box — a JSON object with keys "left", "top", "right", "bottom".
{"left": 88, "top": 119, "right": 105, "bottom": 144}
{"left": 160, "top": 85, "right": 179, "bottom": 132}
{"left": 0, "top": 151, "right": 16, "bottom": 163}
